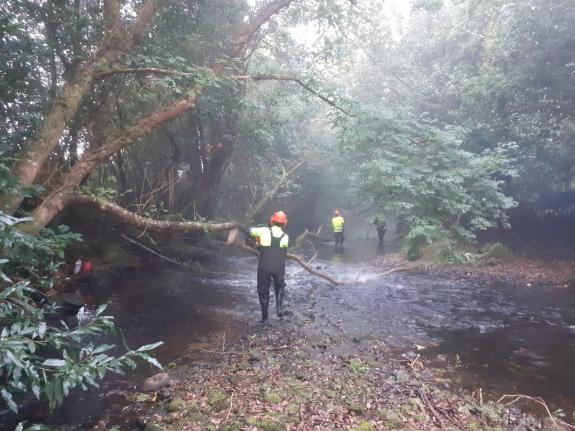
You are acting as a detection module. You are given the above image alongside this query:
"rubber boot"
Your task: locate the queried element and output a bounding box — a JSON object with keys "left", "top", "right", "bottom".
{"left": 275, "top": 286, "right": 284, "bottom": 318}
{"left": 259, "top": 297, "right": 269, "bottom": 323}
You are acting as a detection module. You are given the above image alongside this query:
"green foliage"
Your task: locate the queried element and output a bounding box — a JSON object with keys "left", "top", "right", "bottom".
{"left": 346, "top": 358, "right": 370, "bottom": 374}
{"left": 339, "top": 108, "right": 516, "bottom": 256}
{"left": 0, "top": 211, "right": 163, "bottom": 414}
{"left": 0, "top": 155, "right": 43, "bottom": 203}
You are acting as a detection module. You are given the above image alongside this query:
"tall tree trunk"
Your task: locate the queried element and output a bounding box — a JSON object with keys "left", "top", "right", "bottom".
{"left": 1, "top": 0, "right": 164, "bottom": 214}
{"left": 26, "top": 0, "right": 296, "bottom": 229}
{"left": 32, "top": 94, "right": 198, "bottom": 228}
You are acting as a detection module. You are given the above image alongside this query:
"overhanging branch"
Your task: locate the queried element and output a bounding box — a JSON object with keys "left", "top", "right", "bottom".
{"left": 94, "top": 67, "right": 196, "bottom": 79}
{"left": 65, "top": 195, "right": 239, "bottom": 233}
{"left": 233, "top": 74, "right": 354, "bottom": 117}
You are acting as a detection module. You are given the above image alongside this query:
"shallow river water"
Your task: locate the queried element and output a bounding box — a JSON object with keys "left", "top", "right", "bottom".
{"left": 50, "top": 241, "right": 575, "bottom": 428}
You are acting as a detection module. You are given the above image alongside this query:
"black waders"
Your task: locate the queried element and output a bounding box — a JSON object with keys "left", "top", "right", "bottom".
{"left": 256, "top": 228, "right": 287, "bottom": 323}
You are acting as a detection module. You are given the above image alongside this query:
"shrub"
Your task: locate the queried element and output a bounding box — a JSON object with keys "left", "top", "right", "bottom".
{"left": 0, "top": 211, "right": 162, "bottom": 414}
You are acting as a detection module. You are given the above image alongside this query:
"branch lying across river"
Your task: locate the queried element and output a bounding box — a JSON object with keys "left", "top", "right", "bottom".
{"left": 62, "top": 196, "right": 408, "bottom": 286}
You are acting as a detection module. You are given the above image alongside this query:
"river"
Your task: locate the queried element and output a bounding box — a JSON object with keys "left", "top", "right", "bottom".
{"left": 49, "top": 241, "right": 575, "bottom": 429}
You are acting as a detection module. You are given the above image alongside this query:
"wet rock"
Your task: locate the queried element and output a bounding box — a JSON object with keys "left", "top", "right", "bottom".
{"left": 143, "top": 373, "right": 172, "bottom": 392}
{"left": 165, "top": 399, "right": 183, "bottom": 412}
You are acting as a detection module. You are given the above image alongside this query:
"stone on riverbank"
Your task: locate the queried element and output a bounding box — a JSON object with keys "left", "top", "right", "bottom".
{"left": 143, "top": 373, "right": 173, "bottom": 392}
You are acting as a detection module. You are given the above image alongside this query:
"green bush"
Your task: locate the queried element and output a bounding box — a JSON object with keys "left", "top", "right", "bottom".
{"left": 0, "top": 211, "right": 162, "bottom": 414}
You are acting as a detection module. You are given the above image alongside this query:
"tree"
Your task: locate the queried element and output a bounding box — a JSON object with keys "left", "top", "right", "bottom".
{"left": 1, "top": 0, "right": 300, "bottom": 232}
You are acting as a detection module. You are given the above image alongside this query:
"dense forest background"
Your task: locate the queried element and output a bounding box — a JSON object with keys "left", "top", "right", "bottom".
{"left": 1, "top": 0, "right": 574, "bottom": 247}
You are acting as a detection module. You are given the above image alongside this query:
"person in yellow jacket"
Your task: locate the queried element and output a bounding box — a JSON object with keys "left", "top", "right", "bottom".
{"left": 249, "top": 211, "right": 289, "bottom": 323}
{"left": 331, "top": 209, "right": 345, "bottom": 248}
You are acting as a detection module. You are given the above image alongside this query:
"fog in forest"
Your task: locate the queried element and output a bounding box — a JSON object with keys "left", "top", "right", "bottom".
{"left": 1, "top": 0, "right": 575, "bottom": 429}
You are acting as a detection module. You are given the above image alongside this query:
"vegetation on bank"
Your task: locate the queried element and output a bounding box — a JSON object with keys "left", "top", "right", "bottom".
{"left": 0, "top": 163, "right": 162, "bottom": 423}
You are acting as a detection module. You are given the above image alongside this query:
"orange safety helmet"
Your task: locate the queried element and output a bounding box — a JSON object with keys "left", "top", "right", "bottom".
{"left": 270, "top": 211, "right": 288, "bottom": 226}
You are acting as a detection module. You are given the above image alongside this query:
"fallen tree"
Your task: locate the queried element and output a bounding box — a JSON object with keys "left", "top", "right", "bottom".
{"left": 60, "top": 195, "right": 345, "bottom": 285}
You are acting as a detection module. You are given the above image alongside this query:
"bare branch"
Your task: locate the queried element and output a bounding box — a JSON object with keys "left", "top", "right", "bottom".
{"left": 233, "top": 0, "right": 296, "bottom": 54}
{"left": 233, "top": 74, "right": 354, "bottom": 116}
{"left": 94, "top": 67, "right": 195, "bottom": 79}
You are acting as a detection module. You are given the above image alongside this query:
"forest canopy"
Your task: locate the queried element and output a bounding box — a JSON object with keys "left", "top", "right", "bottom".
{"left": 0, "top": 0, "right": 573, "bottom": 249}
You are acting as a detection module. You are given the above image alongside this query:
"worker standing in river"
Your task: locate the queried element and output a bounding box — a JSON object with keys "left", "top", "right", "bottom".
{"left": 373, "top": 215, "right": 386, "bottom": 246}
{"left": 331, "top": 209, "right": 345, "bottom": 250}
{"left": 249, "top": 211, "right": 290, "bottom": 324}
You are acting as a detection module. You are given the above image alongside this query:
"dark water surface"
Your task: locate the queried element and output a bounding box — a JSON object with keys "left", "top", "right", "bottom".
{"left": 51, "top": 241, "right": 575, "bottom": 428}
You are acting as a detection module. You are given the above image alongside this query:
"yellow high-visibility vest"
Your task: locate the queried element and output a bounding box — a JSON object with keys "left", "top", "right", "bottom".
{"left": 249, "top": 225, "right": 289, "bottom": 248}
{"left": 331, "top": 216, "right": 344, "bottom": 233}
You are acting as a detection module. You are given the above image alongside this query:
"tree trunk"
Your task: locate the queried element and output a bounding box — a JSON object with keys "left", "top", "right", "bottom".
{"left": 32, "top": 94, "right": 198, "bottom": 228}
{"left": 20, "top": 0, "right": 295, "bottom": 231}
{"left": 1, "top": 0, "right": 164, "bottom": 214}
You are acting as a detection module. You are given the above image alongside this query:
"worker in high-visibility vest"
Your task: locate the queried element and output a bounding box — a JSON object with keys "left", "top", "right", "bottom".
{"left": 331, "top": 209, "right": 345, "bottom": 248}
{"left": 249, "top": 211, "right": 289, "bottom": 323}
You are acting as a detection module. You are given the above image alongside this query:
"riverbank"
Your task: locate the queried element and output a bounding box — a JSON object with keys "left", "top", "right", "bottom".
{"left": 51, "top": 243, "right": 575, "bottom": 431}
{"left": 93, "top": 309, "right": 572, "bottom": 431}
{"left": 374, "top": 249, "right": 575, "bottom": 289}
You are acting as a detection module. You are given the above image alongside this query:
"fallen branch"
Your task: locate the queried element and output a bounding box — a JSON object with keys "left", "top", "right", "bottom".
{"left": 229, "top": 234, "right": 345, "bottom": 286}
{"left": 287, "top": 252, "right": 345, "bottom": 286}
{"left": 497, "top": 394, "right": 575, "bottom": 430}
{"left": 225, "top": 392, "right": 234, "bottom": 422}
{"left": 295, "top": 225, "right": 329, "bottom": 247}
{"left": 66, "top": 195, "right": 239, "bottom": 233}
{"left": 376, "top": 266, "right": 413, "bottom": 278}
{"left": 418, "top": 388, "right": 446, "bottom": 429}
{"left": 121, "top": 233, "right": 186, "bottom": 266}
{"left": 232, "top": 74, "right": 354, "bottom": 117}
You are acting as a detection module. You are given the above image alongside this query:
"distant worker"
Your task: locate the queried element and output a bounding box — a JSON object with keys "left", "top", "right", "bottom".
{"left": 373, "top": 216, "right": 386, "bottom": 245}
{"left": 331, "top": 209, "right": 345, "bottom": 249}
{"left": 249, "top": 211, "right": 290, "bottom": 323}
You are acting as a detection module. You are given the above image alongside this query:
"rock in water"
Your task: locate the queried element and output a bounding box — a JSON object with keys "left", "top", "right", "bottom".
{"left": 143, "top": 373, "right": 172, "bottom": 392}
